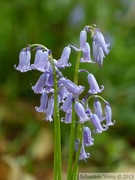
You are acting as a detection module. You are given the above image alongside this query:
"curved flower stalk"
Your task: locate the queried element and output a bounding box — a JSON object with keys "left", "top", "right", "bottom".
{"left": 14, "top": 24, "right": 115, "bottom": 180}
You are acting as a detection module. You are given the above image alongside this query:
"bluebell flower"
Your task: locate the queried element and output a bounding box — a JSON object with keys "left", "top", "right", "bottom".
{"left": 60, "top": 93, "right": 73, "bottom": 112}
{"left": 74, "top": 101, "right": 90, "bottom": 123}
{"left": 68, "top": 30, "right": 87, "bottom": 52}
{"left": 94, "top": 97, "right": 104, "bottom": 121}
{"left": 35, "top": 93, "right": 48, "bottom": 112}
{"left": 92, "top": 41, "right": 105, "bottom": 67}
{"left": 14, "top": 47, "right": 31, "bottom": 72}
{"left": 61, "top": 109, "right": 72, "bottom": 123}
{"left": 31, "top": 48, "right": 49, "bottom": 72}
{"left": 75, "top": 139, "right": 90, "bottom": 162}
{"left": 44, "top": 73, "right": 54, "bottom": 87}
{"left": 58, "top": 84, "right": 69, "bottom": 102}
{"left": 80, "top": 43, "right": 94, "bottom": 63}
{"left": 32, "top": 73, "right": 47, "bottom": 94}
{"left": 81, "top": 98, "right": 92, "bottom": 117}
{"left": 87, "top": 73, "right": 104, "bottom": 94}
{"left": 80, "top": 30, "right": 87, "bottom": 50}
{"left": 83, "top": 126, "right": 94, "bottom": 146}
{"left": 58, "top": 77, "right": 84, "bottom": 95}
{"left": 32, "top": 73, "right": 54, "bottom": 94}
{"left": 104, "top": 102, "right": 115, "bottom": 127}
{"left": 44, "top": 96, "right": 54, "bottom": 122}
{"left": 91, "top": 113, "right": 108, "bottom": 134}
{"left": 55, "top": 46, "right": 71, "bottom": 68}
{"left": 92, "top": 28, "right": 110, "bottom": 55}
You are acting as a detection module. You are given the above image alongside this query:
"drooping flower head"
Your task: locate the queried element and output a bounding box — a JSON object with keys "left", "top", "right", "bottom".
{"left": 44, "top": 95, "right": 54, "bottom": 122}
{"left": 14, "top": 47, "right": 31, "bottom": 72}
{"left": 31, "top": 47, "right": 49, "bottom": 72}
{"left": 74, "top": 101, "right": 90, "bottom": 123}
{"left": 35, "top": 93, "right": 48, "bottom": 113}
{"left": 55, "top": 46, "right": 71, "bottom": 68}
{"left": 91, "top": 113, "right": 108, "bottom": 134}
{"left": 87, "top": 73, "right": 104, "bottom": 94}
{"left": 75, "top": 139, "right": 90, "bottom": 162}
{"left": 58, "top": 77, "right": 85, "bottom": 96}
{"left": 61, "top": 109, "right": 72, "bottom": 124}
{"left": 79, "top": 30, "right": 87, "bottom": 50}
{"left": 92, "top": 40, "right": 105, "bottom": 67}
{"left": 83, "top": 126, "right": 94, "bottom": 146}
{"left": 85, "top": 25, "right": 110, "bottom": 55}
{"left": 94, "top": 97, "right": 104, "bottom": 121}
{"left": 104, "top": 102, "right": 115, "bottom": 127}
{"left": 80, "top": 43, "right": 94, "bottom": 63}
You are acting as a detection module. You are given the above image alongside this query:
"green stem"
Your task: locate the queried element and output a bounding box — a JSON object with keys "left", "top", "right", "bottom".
{"left": 87, "top": 94, "right": 107, "bottom": 103}
{"left": 72, "top": 124, "right": 83, "bottom": 179}
{"left": 52, "top": 58, "right": 61, "bottom": 180}
{"left": 67, "top": 51, "right": 81, "bottom": 180}
{"left": 74, "top": 51, "right": 81, "bottom": 84}
{"left": 67, "top": 102, "right": 76, "bottom": 180}
{"left": 29, "top": 43, "right": 48, "bottom": 50}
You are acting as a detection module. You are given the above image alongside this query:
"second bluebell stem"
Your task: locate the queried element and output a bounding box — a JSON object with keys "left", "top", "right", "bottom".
{"left": 52, "top": 56, "right": 62, "bottom": 180}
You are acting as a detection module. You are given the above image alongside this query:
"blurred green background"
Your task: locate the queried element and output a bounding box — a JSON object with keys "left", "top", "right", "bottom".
{"left": 0, "top": 0, "right": 135, "bottom": 179}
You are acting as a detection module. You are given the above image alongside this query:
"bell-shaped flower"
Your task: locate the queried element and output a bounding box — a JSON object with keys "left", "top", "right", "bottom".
{"left": 81, "top": 99, "right": 92, "bottom": 117}
{"left": 60, "top": 93, "right": 73, "bottom": 112}
{"left": 55, "top": 46, "right": 71, "bottom": 68}
{"left": 75, "top": 139, "right": 90, "bottom": 162}
{"left": 32, "top": 73, "right": 54, "bottom": 94}
{"left": 61, "top": 109, "right": 72, "bottom": 124}
{"left": 92, "top": 28, "right": 110, "bottom": 55}
{"left": 94, "top": 97, "right": 104, "bottom": 121}
{"left": 104, "top": 102, "right": 115, "bottom": 127}
{"left": 44, "top": 96, "right": 54, "bottom": 122}
{"left": 87, "top": 73, "right": 104, "bottom": 94}
{"left": 74, "top": 101, "right": 90, "bottom": 123}
{"left": 31, "top": 48, "right": 49, "bottom": 72}
{"left": 83, "top": 126, "right": 94, "bottom": 146}
{"left": 80, "top": 43, "right": 94, "bottom": 63}
{"left": 32, "top": 73, "right": 47, "bottom": 94}
{"left": 58, "top": 84, "right": 69, "bottom": 102}
{"left": 35, "top": 93, "right": 48, "bottom": 112}
{"left": 92, "top": 41, "right": 105, "bottom": 67}
{"left": 43, "top": 76, "right": 54, "bottom": 93}
{"left": 80, "top": 30, "right": 87, "bottom": 50}
{"left": 58, "top": 78, "right": 84, "bottom": 95}
{"left": 91, "top": 113, "right": 108, "bottom": 134}
{"left": 14, "top": 47, "right": 31, "bottom": 72}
